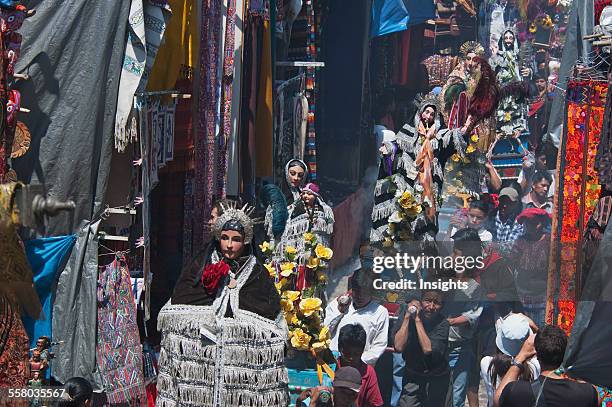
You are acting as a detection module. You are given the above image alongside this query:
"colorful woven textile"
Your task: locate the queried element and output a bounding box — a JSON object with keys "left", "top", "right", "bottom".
{"left": 548, "top": 80, "right": 607, "bottom": 335}
{"left": 195, "top": 0, "right": 223, "bottom": 248}
{"left": 96, "top": 258, "right": 146, "bottom": 405}
{"left": 217, "top": 0, "right": 238, "bottom": 198}
{"left": 0, "top": 294, "right": 29, "bottom": 391}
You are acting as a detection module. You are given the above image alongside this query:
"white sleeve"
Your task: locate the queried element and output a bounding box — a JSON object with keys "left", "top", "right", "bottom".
{"left": 361, "top": 307, "right": 390, "bottom": 366}
{"left": 480, "top": 356, "right": 494, "bottom": 404}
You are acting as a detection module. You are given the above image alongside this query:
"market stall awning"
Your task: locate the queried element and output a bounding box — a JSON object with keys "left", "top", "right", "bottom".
{"left": 371, "top": 0, "right": 435, "bottom": 38}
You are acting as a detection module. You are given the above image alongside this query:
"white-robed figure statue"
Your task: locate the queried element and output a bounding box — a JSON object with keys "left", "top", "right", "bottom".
{"left": 371, "top": 92, "right": 468, "bottom": 244}
{"left": 156, "top": 201, "right": 289, "bottom": 407}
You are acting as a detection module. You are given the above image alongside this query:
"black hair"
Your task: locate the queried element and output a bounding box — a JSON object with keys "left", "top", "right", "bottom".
{"left": 451, "top": 228, "right": 483, "bottom": 259}
{"left": 351, "top": 270, "right": 375, "bottom": 293}
{"left": 56, "top": 377, "right": 93, "bottom": 407}
{"left": 338, "top": 324, "right": 367, "bottom": 353}
{"left": 469, "top": 199, "right": 490, "bottom": 215}
{"left": 535, "top": 325, "right": 567, "bottom": 368}
{"left": 488, "top": 350, "right": 534, "bottom": 387}
{"left": 421, "top": 287, "right": 444, "bottom": 302}
{"left": 532, "top": 170, "right": 553, "bottom": 185}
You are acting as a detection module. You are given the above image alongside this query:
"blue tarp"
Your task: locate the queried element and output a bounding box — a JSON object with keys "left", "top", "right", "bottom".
{"left": 22, "top": 235, "right": 76, "bottom": 350}
{"left": 371, "top": 0, "right": 435, "bottom": 38}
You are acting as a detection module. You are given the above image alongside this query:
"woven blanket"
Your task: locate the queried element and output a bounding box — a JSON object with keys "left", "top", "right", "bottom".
{"left": 96, "top": 258, "right": 146, "bottom": 405}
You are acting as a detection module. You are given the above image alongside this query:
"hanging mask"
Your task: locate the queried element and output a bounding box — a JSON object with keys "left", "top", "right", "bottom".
{"left": 0, "top": 5, "right": 31, "bottom": 33}
{"left": 5, "top": 31, "right": 21, "bottom": 75}
{"left": 6, "top": 89, "right": 20, "bottom": 125}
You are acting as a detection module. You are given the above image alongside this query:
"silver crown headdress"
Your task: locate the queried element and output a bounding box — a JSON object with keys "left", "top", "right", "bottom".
{"left": 213, "top": 201, "right": 256, "bottom": 244}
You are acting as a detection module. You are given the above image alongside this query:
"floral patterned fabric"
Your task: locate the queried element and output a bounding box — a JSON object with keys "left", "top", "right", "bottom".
{"left": 548, "top": 80, "right": 607, "bottom": 335}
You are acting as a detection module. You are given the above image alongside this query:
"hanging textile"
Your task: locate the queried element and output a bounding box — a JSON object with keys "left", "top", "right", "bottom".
{"left": 182, "top": 172, "right": 194, "bottom": 265}
{"left": 370, "top": 0, "right": 435, "bottom": 38}
{"left": 96, "top": 257, "right": 146, "bottom": 405}
{"left": 0, "top": 294, "right": 29, "bottom": 395}
{"left": 547, "top": 80, "right": 607, "bottom": 335}
{"left": 146, "top": 0, "right": 199, "bottom": 91}
{"left": 114, "top": 0, "right": 172, "bottom": 153}
{"left": 195, "top": 0, "right": 223, "bottom": 248}
{"left": 217, "top": 0, "right": 238, "bottom": 198}
{"left": 255, "top": 17, "right": 273, "bottom": 178}
{"left": 21, "top": 235, "right": 76, "bottom": 352}
{"left": 0, "top": 182, "right": 40, "bottom": 319}
{"left": 304, "top": 0, "right": 317, "bottom": 180}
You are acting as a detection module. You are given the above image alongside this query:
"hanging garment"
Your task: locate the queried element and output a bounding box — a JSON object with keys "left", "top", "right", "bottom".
{"left": 114, "top": 0, "right": 171, "bottom": 153}
{"left": 0, "top": 294, "right": 29, "bottom": 394}
{"left": 21, "top": 235, "right": 76, "bottom": 352}
{"left": 0, "top": 182, "right": 40, "bottom": 319}
{"left": 146, "top": 0, "right": 199, "bottom": 91}
{"left": 255, "top": 18, "right": 273, "bottom": 177}
{"left": 549, "top": 80, "right": 608, "bottom": 335}
{"left": 195, "top": 0, "right": 223, "bottom": 247}
{"left": 96, "top": 257, "right": 146, "bottom": 405}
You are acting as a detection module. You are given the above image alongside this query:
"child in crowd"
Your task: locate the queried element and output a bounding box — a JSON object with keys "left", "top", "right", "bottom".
{"left": 337, "top": 324, "right": 384, "bottom": 407}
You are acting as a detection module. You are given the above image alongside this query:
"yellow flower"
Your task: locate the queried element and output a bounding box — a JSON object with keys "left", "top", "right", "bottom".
{"left": 280, "top": 262, "right": 296, "bottom": 277}
{"left": 303, "top": 232, "right": 317, "bottom": 245}
{"left": 318, "top": 326, "right": 331, "bottom": 343}
{"left": 299, "top": 297, "right": 323, "bottom": 317}
{"left": 285, "top": 312, "right": 296, "bottom": 326}
{"left": 451, "top": 153, "right": 461, "bottom": 162}
{"left": 529, "top": 23, "right": 537, "bottom": 33}
{"left": 466, "top": 145, "right": 476, "bottom": 153}
{"left": 290, "top": 328, "right": 312, "bottom": 351}
{"left": 281, "top": 299, "right": 294, "bottom": 314}
{"left": 387, "top": 292, "right": 399, "bottom": 303}
{"left": 264, "top": 263, "right": 276, "bottom": 277}
{"left": 504, "top": 112, "right": 512, "bottom": 122}
{"left": 285, "top": 246, "right": 298, "bottom": 260}
{"left": 259, "top": 241, "right": 273, "bottom": 254}
{"left": 398, "top": 191, "right": 415, "bottom": 209}
{"left": 283, "top": 290, "right": 301, "bottom": 302}
{"left": 315, "top": 244, "right": 333, "bottom": 261}
{"left": 307, "top": 255, "right": 321, "bottom": 269}
{"left": 470, "top": 134, "right": 479, "bottom": 143}
{"left": 275, "top": 278, "right": 289, "bottom": 293}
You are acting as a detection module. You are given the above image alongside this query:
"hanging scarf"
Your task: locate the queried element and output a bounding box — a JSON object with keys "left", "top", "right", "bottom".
{"left": 415, "top": 123, "right": 437, "bottom": 219}
{"left": 114, "top": 0, "right": 171, "bottom": 153}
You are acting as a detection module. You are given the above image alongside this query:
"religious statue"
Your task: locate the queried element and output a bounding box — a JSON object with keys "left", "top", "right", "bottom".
{"left": 158, "top": 201, "right": 288, "bottom": 407}
{"left": 273, "top": 182, "right": 334, "bottom": 264}
{"left": 370, "top": 92, "right": 468, "bottom": 245}
{"left": 489, "top": 29, "right": 528, "bottom": 137}
{"left": 28, "top": 350, "right": 48, "bottom": 379}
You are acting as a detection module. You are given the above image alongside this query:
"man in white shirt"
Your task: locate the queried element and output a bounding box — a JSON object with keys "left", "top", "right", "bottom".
{"left": 324, "top": 271, "right": 389, "bottom": 366}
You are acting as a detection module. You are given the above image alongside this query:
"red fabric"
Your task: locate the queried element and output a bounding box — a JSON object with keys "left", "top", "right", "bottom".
{"left": 516, "top": 207, "right": 551, "bottom": 224}
{"left": 201, "top": 261, "right": 230, "bottom": 294}
{"left": 337, "top": 359, "right": 383, "bottom": 407}
{"left": 595, "top": 0, "right": 612, "bottom": 25}
{"left": 146, "top": 382, "right": 157, "bottom": 407}
{"left": 529, "top": 99, "right": 545, "bottom": 117}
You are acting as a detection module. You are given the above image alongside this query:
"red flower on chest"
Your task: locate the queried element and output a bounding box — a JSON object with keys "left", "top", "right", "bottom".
{"left": 201, "top": 260, "right": 231, "bottom": 295}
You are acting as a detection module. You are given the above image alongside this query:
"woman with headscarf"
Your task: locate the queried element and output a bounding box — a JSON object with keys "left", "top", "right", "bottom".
{"left": 283, "top": 158, "right": 309, "bottom": 205}
{"left": 157, "top": 201, "right": 288, "bottom": 407}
